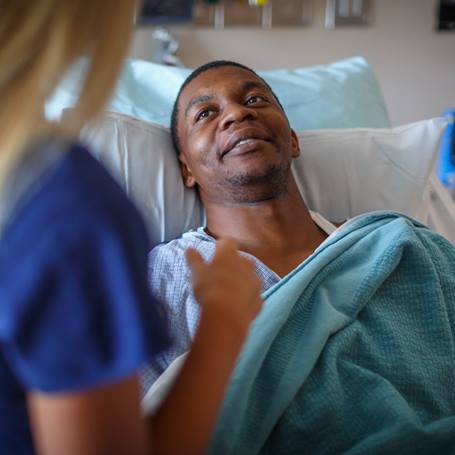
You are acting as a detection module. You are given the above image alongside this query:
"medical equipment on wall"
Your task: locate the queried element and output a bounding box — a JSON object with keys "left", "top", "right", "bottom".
{"left": 150, "top": 27, "right": 184, "bottom": 67}
{"left": 325, "top": 0, "right": 371, "bottom": 28}
{"left": 137, "top": 0, "right": 313, "bottom": 28}
{"left": 192, "top": 0, "right": 314, "bottom": 28}
{"left": 438, "top": 109, "right": 455, "bottom": 201}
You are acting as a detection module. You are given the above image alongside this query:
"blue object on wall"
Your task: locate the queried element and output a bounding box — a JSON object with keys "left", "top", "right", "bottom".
{"left": 138, "top": 0, "right": 194, "bottom": 24}
{"left": 438, "top": 109, "right": 455, "bottom": 195}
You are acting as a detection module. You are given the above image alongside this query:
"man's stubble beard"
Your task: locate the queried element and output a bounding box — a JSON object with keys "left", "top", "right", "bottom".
{"left": 213, "top": 161, "right": 292, "bottom": 204}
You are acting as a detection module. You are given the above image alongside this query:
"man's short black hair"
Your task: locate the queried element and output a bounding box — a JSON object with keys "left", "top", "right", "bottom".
{"left": 170, "top": 60, "right": 285, "bottom": 155}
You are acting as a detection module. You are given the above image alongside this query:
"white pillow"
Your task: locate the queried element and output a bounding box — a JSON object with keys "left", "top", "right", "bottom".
{"left": 80, "top": 113, "right": 204, "bottom": 245}
{"left": 80, "top": 112, "right": 447, "bottom": 246}
{"left": 293, "top": 119, "right": 447, "bottom": 223}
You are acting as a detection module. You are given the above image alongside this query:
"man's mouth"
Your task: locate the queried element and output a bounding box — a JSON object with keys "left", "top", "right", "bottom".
{"left": 221, "top": 133, "right": 272, "bottom": 159}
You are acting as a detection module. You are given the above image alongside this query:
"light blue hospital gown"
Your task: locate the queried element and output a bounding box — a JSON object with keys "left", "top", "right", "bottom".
{"left": 143, "top": 212, "right": 336, "bottom": 393}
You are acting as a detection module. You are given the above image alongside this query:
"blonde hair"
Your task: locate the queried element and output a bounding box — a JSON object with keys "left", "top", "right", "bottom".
{"left": 0, "top": 0, "right": 137, "bottom": 186}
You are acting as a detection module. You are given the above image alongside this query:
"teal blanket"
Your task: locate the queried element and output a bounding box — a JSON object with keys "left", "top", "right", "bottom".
{"left": 209, "top": 212, "right": 455, "bottom": 454}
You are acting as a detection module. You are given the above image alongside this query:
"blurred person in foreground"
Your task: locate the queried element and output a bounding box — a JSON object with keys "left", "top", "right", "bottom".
{"left": 0, "top": 2, "right": 262, "bottom": 454}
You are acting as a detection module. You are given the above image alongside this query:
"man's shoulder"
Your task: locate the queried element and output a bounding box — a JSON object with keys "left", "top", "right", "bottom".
{"left": 149, "top": 228, "right": 216, "bottom": 269}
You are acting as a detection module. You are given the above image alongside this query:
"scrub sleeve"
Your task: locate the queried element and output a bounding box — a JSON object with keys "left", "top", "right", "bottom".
{"left": 0, "top": 142, "right": 171, "bottom": 393}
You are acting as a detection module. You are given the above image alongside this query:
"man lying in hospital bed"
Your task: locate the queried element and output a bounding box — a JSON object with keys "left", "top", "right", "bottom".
{"left": 145, "top": 60, "right": 339, "bottom": 385}
{"left": 137, "top": 61, "right": 455, "bottom": 453}
{"left": 67, "top": 55, "right": 454, "bottom": 452}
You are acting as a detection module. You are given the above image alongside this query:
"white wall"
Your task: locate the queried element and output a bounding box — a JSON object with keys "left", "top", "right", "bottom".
{"left": 131, "top": 0, "right": 455, "bottom": 126}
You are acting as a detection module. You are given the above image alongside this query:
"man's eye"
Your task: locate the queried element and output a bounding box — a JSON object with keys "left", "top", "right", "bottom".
{"left": 245, "top": 95, "right": 264, "bottom": 105}
{"left": 195, "top": 109, "right": 211, "bottom": 122}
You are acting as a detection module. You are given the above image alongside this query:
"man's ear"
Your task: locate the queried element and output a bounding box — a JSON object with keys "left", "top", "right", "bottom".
{"left": 178, "top": 153, "right": 197, "bottom": 188}
{"left": 290, "top": 129, "right": 300, "bottom": 158}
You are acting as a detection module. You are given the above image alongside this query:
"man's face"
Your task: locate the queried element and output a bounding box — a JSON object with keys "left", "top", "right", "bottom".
{"left": 177, "top": 65, "right": 300, "bottom": 204}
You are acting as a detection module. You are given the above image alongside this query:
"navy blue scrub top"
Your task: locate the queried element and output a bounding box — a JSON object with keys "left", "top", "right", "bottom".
{"left": 0, "top": 140, "right": 171, "bottom": 454}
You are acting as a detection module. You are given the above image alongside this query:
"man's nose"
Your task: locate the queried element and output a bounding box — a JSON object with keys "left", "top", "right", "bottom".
{"left": 220, "top": 103, "right": 258, "bottom": 130}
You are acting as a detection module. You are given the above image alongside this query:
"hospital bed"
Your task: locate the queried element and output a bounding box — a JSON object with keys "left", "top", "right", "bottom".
{"left": 426, "top": 170, "right": 455, "bottom": 244}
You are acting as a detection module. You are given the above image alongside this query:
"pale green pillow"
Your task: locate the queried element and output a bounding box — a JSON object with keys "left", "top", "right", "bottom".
{"left": 48, "top": 56, "right": 390, "bottom": 130}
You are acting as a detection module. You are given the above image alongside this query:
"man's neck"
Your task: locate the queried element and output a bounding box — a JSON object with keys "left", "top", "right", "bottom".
{"left": 203, "top": 181, "right": 328, "bottom": 277}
